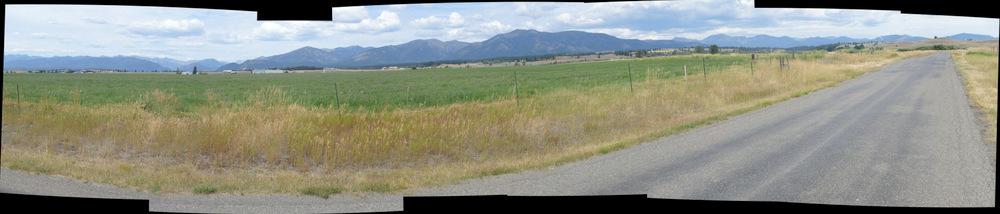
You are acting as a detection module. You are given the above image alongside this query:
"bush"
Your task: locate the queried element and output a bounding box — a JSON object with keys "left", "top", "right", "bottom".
{"left": 898, "top": 45, "right": 965, "bottom": 52}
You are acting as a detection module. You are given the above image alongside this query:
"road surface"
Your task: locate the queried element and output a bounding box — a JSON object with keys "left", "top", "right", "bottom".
{"left": 2, "top": 52, "right": 994, "bottom": 212}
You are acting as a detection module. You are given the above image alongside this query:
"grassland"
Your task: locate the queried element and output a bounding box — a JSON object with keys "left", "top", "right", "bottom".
{"left": 2, "top": 50, "right": 935, "bottom": 197}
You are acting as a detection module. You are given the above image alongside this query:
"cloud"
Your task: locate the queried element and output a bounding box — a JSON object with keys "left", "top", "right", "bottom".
{"left": 411, "top": 12, "right": 466, "bottom": 29}
{"left": 555, "top": 13, "right": 604, "bottom": 25}
{"left": 584, "top": 28, "right": 674, "bottom": 40}
{"left": 331, "top": 11, "right": 401, "bottom": 33}
{"left": 253, "top": 22, "right": 297, "bottom": 41}
{"left": 252, "top": 22, "right": 331, "bottom": 41}
{"left": 251, "top": 11, "right": 401, "bottom": 41}
{"left": 209, "top": 32, "right": 252, "bottom": 44}
{"left": 331, "top": 6, "right": 370, "bottom": 22}
{"left": 446, "top": 21, "right": 514, "bottom": 41}
{"left": 514, "top": 2, "right": 544, "bottom": 18}
{"left": 126, "top": 19, "right": 206, "bottom": 38}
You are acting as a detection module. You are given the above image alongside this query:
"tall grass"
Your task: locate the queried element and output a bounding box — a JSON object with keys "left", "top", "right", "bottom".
{"left": 1, "top": 50, "right": 932, "bottom": 195}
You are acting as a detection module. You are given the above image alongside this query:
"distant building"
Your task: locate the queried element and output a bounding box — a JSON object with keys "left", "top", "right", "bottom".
{"left": 252, "top": 69, "right": 285, "bottom": 74}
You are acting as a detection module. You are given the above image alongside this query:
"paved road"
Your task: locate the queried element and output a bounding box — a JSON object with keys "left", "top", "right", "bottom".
{"left": 2, "top": 52, "right": 994, "bottom": 212}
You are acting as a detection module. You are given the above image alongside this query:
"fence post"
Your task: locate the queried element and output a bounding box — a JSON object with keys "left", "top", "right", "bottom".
{"left": 702, "top": 57, "right": 707, "bottom": 83}
{"left": 750, "top": 54, "right": 754, "bottom": 76}
{"left": 780, "top": 56, "right": 784, "bottom": 70}
{"left": 334, "top": 82, "right": 341, "bottom": 115}
{"left": 514, "top": 71, "right": 519, "bottom": 108}
{"left": 684, "top": 65, "right": 688, "bottom": 83}
{"left": 787, "top": 56, "right": 791, "bottom": 69}
{"left": 17, "top": 84, "right": 21, "bottom": 113}
{"left": 627, "top": 63, "right": 634, "bottom": 94}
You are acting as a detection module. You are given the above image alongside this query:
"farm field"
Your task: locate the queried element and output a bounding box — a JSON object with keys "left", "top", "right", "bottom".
{"left": 1, "top": 50, "right": 935, "bottom": 197}
{"left": 3, "top": 54, "right": 753, "bottom": 113}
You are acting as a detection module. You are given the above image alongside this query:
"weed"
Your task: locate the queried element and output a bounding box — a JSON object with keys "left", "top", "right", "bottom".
{"left": 299, "top": 186, "right": 343, "bottom": 199}
{"left": 193, "top": 185, "right": 218, "bottom": 194}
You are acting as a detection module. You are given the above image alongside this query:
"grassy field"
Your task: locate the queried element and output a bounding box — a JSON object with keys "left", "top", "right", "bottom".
{"left": 2, "top": 50, "right": 934, "bottom": 197}
{"left": 3, "top": 54, "right": 755, "bottom": 113}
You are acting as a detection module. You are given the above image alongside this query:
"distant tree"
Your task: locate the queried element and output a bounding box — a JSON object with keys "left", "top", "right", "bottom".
{"left": 192, "top": 66, "right": 198, "bottom": 75}
{"left": 709, "top": 45, "right": 719, "bottom": 54}
{"left": 635, "top": 49, "right": 645, "bottom": 58}
{"left": 695, "top": 45, "right": 704, "bottom": 54}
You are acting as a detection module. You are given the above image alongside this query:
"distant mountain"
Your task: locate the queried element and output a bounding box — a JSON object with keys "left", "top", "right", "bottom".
{"left": 220, "top": 29, "right": 701, "bottom": 69}
{"left": 946, "top": 33, "right": 998, "bottom": 41}
{"left": 135, "top": 56, "right": 189, "bottom": 69}
{"left": 10, "top": 29, "right": 995, "bottom": 72}
{"left": 323, "top": 45, "right": 374, "bottom": 59}
{"left": 3, "top": 55, "right": 169, "bottom": 71}
{"left": 128, "top": 56, "right": 230, "bottom": 72}
{"left": 262, "top": 46, "right": 343, "bottom": 66}
{"left": 349, "top": 39, "right": 470, "bottom": 65}
{"left": 699, "top": 34, "right": 895, "bottom": 48}
{"left": 179, "top": 59, "right": 227, "bottom": 72}
{"left": 3, "top": 54, "right": 44, "bottom": 63}
{"left": 872, "top": 35, "right": 929, "bottom": 42}
{"left": 218, "top": 46, "right": 343, "bottom": 70}
{"left": 454, "top": 29, "right": 698, "bottom": 60}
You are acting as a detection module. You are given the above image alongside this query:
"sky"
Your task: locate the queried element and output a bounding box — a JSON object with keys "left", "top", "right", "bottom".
{"left": 5, "top": 0, "right": 999, "bottom": 62}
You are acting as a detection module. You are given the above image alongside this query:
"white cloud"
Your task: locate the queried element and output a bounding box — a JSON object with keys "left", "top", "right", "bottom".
{"left": 251, "top": 11, "right": 402, "bottom": 42}
{"left": 253, "top": 22, "right": 297, "bottom": 41}
{"left": 514, "top": 2, "right": 545, "bottom": 18}
{"left": 555, "top": 13, "right": 604, "bottom": 25}
{"left": 331, "top": 6, "right": 369, "bottom": 22}
{"left": 127, "top": 19, "right": 206, "bottom": 38}
{"left": 252, "top": 22, "right": 332, "bottom": 41}
{"left": 332, "top": 11, "right": 401, "bottom": 33}
{"left": 584, "top": 28, "right": 684, "bottom": 40}
{"left": 209, "top": 32, "right": 252, "bottom": 44}
{"left": 411, "top": 12, "right": 466, "bottom": 29}
{"left": 446, "top": 21, "right": 514, "bottom": 41}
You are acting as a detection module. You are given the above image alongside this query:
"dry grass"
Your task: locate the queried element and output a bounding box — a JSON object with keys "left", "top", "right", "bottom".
{"left": 881, "top": 38, "right": 999, "bottom": 50}
{"left": 1, "top": 50, "right": 935, "bottom": 197}
{"left": 951, "top": 49, "right": 998, "bottom": 144}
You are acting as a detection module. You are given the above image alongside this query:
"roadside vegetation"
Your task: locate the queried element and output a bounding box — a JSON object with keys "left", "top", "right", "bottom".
{"left": 951, "top": 48, "right": 998, "bottom": 145}
{"left": 2, "top": 50, "right": 936, "bottom": 197}
{"left": 898, "top": 44, "right": 965, "bottom": 52}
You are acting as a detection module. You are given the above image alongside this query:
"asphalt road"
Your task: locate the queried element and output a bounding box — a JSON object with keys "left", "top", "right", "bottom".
{"left": 2, "top": 52, "right": 995, "bottom": 212}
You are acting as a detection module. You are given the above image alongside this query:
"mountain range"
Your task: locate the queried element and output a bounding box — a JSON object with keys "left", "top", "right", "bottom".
{"left": 5, "top": 30, "right": 997, "bottom": 71}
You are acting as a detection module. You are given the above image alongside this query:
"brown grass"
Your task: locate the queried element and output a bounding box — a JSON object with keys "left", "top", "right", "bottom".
{"left": 951, "top": 49, "right": 998, "bottom": 145}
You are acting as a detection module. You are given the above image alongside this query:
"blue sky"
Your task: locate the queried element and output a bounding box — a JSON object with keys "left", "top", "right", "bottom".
{"left": 5, "top": 0, "right": 998, "bottom": 62}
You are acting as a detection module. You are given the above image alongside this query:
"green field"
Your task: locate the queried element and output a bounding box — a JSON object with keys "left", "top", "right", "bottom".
{"left": 3, "top": 55, "right": 756, "bottom": 113}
